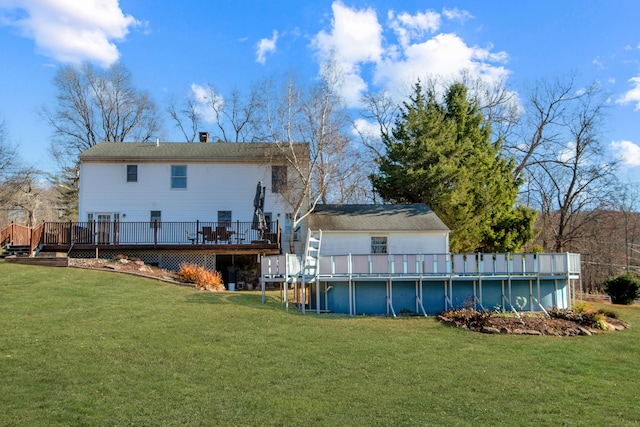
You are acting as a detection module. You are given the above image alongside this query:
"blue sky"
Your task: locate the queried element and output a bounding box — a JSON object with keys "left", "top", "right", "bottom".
{"left": 0, "top": 0, "right": 639, "bottom": 184}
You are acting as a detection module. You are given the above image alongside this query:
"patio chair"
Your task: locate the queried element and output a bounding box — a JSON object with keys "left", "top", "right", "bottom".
{"left": 185, "top": 229, "right": 196, "bottom": 244}
{"left": 201, "top": 226, "right": 215, "bottom": 243}
{"left": 215, "top": 226, "right": 233, "bottom": 243}
{"left": 234, "top": 229, "right": 248, "bottom": 244}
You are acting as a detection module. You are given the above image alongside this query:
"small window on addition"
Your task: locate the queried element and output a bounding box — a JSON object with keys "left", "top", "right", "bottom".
{"left": 127, "top": 165, "right": 138, "bottom": 182}
{"left": 371, "top": 236, "right": 388, "bottom": 254}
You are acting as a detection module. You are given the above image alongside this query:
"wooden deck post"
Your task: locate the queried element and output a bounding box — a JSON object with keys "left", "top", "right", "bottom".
{"left": 153, "top": 220, "right": 158, "bottom": 247}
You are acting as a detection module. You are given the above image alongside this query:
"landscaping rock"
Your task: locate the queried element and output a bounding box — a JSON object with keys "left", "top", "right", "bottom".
{"left": 577, "top": 327, "right": 592, "bottom": 336}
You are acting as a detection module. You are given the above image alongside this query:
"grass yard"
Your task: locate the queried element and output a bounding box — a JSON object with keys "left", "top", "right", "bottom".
{"left": 1, "top": 260, "right": 639, "bottom": 426}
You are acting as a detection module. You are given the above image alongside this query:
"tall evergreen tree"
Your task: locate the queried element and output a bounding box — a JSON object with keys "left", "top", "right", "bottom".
{"left": 371, "top": 81, "right": 536, "bottom": 253}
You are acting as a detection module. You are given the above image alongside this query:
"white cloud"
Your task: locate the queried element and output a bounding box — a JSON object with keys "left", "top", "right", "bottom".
{"left": 0, "top": 0, "right": 140, "bottom": 67}
{"left": 190, "top": 83, "right": 222, "bottom": 124}
{"left": 611, "top": 140, "right": 640, "bottom": 167}
{"left": 388, "top": 10, "right": 440, "bottom": 48}
{"left": 617, "top": 76, "right": 640, "bottom": 110}
{"left": 375, "top": 33, "right": 509, "bottom": 91}
{"left": 313, "top": 1, "right": 383, "bottom": 66}
{"left": 592, "top": 57, "right": 605, "bottom": 69}
{"left": 311, "top": 1, "right": 384, "bottom": 106}
{"left": 442, "top": 7, "right": 473, "bottom": 23}
{"left": 255, "top": 30, "right": 278, "bottom": 65}
{"left": 353, "top": 118, "right": 381, "bottom": 140}
{"left": 312, "top": 2, "right": 509, "bottom": 107}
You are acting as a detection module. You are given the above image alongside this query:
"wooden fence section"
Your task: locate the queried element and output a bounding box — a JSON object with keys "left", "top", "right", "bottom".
{"left": 0, "top": 223, "right": 31, "bottom": 246}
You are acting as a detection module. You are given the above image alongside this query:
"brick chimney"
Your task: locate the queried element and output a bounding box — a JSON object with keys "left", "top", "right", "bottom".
{"left": 199, "top": 132, "right": 209, "bottom": 143}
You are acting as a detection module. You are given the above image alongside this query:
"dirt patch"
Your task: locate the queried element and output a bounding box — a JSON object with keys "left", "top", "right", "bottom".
{"left": 438, "top": 308, "right": 628, "bottom": 336}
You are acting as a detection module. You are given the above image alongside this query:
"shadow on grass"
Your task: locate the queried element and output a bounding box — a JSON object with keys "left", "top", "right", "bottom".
{"left": 184, "top": 290, "right": 412, "bottom": 321}
{"left": 184, "top": 290, "right": 281, "bottom": 310}
{"left": 183, "top": 291, "right": 360, "bottom": 320}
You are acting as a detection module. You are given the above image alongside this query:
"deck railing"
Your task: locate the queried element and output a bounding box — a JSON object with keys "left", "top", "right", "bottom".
{"left": 0, "top": 222, "right": 31, "bottom": 247}
{"left": 262, "top": 252, "right": 581, "bottom": 278}
{"left": 41, "top": 220, "right": 280, "bottom": 246}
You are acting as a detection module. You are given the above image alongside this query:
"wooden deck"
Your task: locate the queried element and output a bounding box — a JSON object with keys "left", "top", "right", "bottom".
{"left": 2, "top": 220, "right": 282, "bottom": 256}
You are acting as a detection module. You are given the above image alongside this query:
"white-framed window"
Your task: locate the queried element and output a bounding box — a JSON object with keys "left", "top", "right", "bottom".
{"left": 171, "top": 165, "right": 187, "bottom": 189}
{"left": 150, "top": 210, "right": 161, "bottom": 228}
{"left": 87, "top": 213, "right": 120, "bottom": 222}
{"left": 371, "top": 236, "right": 388, "bottom": 254}
{"left": 272, "top": 165, "right": 287, "bottom": 193}
{"left": 217, "top": 210, "right": 232, "bottom": 227}
{"left": 127, "top": 165, "right": 138, "bottom": 182}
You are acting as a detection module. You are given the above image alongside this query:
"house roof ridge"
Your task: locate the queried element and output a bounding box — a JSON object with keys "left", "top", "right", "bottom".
{"left": 78, "top": 141, "right": 309, "bottom": 161}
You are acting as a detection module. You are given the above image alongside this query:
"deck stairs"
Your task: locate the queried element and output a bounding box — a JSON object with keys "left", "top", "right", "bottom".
{"left": 1, "top": 245, "right": 30, "bottom": 258}
{"left": 284, "top": 229, "right": 322, "bottom": 314}
{"left": 301, "top": 229, "right": 322, "bottom": 281}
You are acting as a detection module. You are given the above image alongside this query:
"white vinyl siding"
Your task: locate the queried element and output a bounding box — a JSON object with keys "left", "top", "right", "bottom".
{"left": 78, "top": 162, "right": 294, "bottom": 246}
{"left": 318, "top": 231, "right": 449, "bottom": 256}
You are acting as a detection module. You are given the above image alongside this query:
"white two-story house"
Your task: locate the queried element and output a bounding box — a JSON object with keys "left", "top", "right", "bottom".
{"left": 62, "top": 138, "right": 309, "bottom": 277}
{"left": 79, "top": 139, "right": 307, "bottom": 240}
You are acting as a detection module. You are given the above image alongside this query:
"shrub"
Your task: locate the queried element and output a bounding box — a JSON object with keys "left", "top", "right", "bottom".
{"left": 439, "top": 308, "right": 492, "bottom": 329}
{"left": 603, "top": 273, "right": 640, "bottom": 305}
{"left": 178, "top": 263, "right": 225, "bottom": 291}
{"left": 548, "top": 307, "right": 610, "bottom": 331}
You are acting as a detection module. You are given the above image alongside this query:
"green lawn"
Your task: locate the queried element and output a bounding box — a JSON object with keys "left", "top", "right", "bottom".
{"left": 1, "top": 261, "right": 639, "bottom": 426}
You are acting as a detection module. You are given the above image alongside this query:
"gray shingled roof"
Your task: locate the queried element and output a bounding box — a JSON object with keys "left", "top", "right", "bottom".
{"left": 79, "top": 142, "right": 309, "bottom": 162}
{"left": 308, "top": 204, "right": 450, "bottom": 232}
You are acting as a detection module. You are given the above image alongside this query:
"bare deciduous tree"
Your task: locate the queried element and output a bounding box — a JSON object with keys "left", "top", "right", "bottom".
{"left": 0, "top": 118, "right": 17, "bottom": 178}
{"left": 516, "top": 77, "right": 617, "bottom": 252}
{"left": 41, "top": 62, "right": 162, "bottom": 219}
{"left": 253, "top": 61, "right": 353, "bottom": 252}
{"left": 42, "top": 62, "right": 162, "bottom": 163}
{"left": 166, "top": 95, "right": 201, "bottom": 142}
{"left": 507, "top": 75, "right": 595, "bottom": 182}
{"left": 357, "top": 91, "right": 398, "bottom": 159}
{"left": 457, "top": 71, "right": 522, "bottom": 146}
{"left": 182, "top": 84, "right": 260, "bottom": 143}
{"left": 0, "top": 119, "right": 22, "bottom": 221}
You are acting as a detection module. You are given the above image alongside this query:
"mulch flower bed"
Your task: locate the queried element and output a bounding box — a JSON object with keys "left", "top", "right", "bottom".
{"left": 438, "top": 307, "right": 628, "bottom": 336}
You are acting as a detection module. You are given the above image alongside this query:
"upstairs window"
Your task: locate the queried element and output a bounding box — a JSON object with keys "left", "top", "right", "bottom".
{"left": 371, "top": 236, "right": 388, "bottom": 254}
{"left": 127, "top": 165, "right": 138, "bottom": 182}
{"left": 272, "top": 165, "right": 287, "bottom": 193}
{"left": 171, "top": 165, "right": 187, "bottom": 189}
